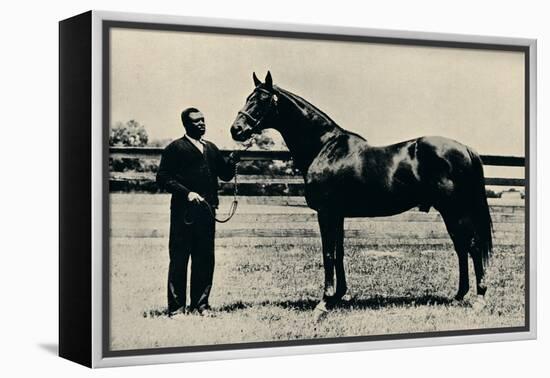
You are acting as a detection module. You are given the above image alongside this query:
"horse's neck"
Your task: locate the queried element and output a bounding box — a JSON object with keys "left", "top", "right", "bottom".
{"left": 275, "top": 90, "right": 341, "bottom": 171}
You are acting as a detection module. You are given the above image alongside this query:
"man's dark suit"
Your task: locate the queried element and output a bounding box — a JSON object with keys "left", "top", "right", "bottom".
{"left": 156, "top": 136, "right": 236, "bottom": 313}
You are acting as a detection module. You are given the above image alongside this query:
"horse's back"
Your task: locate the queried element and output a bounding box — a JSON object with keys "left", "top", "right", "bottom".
{"left": 416, "top": 136, "right": 473, "bottom": 163}
{"left": 303, "top": 132, "right": 480, "bottom": 216}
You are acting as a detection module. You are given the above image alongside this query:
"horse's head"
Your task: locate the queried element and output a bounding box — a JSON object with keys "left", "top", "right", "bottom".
{"left": 230, "top": 71, "right": 279, "bottom": 142}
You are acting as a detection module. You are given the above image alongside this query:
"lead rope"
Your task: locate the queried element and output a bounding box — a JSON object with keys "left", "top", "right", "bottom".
{"left": 184, "top": 143, "right": 252, "bottom": 225}
{"left": 207, "top": 157, "right": 239, "bottom": 223}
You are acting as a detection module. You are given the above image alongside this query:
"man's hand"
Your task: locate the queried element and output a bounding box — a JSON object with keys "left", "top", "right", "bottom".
{"left": 187, "top": 192, "right": 204, "bottom": 203}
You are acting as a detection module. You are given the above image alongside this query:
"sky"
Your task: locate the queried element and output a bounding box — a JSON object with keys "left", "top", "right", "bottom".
{"left": 110, "top": 27, "right": 525, "bottom": 158}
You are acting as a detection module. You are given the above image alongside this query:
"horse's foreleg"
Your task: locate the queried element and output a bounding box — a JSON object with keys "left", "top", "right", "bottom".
{"left": 318, "top": 211, "right": 336, "bottom": 300}
{"left": 313, "top": 211, "right": 341, "bottom": 320}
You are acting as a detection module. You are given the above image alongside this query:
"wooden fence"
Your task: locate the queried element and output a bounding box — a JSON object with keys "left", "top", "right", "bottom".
{"left": 109, "top": 147, "right": 525, "bottom": 192}
{"left": 110, "top": 194, "right": 524, "bottom": 246}
{"left": 109, "top": 148, "right": 525, "bottom": 244}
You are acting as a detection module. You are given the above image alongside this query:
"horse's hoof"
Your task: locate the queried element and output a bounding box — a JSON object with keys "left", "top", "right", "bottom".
{"left": 313, "top": 302, "right": 328, "bottom": 322}
{"left": 453, "top": 292, "right": 467, "bottom": 302}
{"left": 341, "top": 291, "right": 353, "bottom": 302}
{"left": 452, "top": 296, "right": 466, "bottom": 306}
{"left": 476, "top": 286, "right": 487, "bottom": 296}
{"left": 323, "top": 287, "right": 336, "bottom": 298}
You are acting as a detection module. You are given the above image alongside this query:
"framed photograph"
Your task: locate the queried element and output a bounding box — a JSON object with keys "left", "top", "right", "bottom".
{"left": 59, "top": 10, "right": 537, "bottom": 368}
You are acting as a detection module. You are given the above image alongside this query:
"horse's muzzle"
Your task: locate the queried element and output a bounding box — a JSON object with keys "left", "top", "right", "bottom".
{"left": 230, "top": 121, "right": 251, "bottom": 142}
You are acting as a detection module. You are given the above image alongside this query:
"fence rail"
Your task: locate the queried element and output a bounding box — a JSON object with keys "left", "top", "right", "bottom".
{"left": 111, "top": 147, "right": 525, "bottom": 165}
{"left": 109, "top": 147, "right": 526, "bottom": 190}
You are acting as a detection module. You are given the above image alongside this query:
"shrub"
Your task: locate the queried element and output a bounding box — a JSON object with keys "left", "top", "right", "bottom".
{"left": 110, "top": 120, "right": 149, "bottom": 147}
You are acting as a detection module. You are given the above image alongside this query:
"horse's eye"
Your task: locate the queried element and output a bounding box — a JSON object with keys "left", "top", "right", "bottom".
{"left": 259, "top": 93, "right": 270, "bottom": 101}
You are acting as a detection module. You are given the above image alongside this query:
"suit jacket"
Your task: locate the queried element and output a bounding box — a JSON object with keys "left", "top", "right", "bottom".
{"left": 156, "top": 136, "right": 236, "bottom": 211}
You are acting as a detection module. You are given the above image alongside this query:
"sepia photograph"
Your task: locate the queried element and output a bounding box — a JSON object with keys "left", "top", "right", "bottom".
{"left": 105, "top": 21, "right": 528, "bottom": 355}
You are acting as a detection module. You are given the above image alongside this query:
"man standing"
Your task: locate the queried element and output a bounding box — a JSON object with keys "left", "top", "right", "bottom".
{"left": 156, "top": 107, "right": 238, "bottom": 316}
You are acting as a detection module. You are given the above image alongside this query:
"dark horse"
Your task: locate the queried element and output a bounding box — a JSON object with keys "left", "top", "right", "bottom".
{"left": 230, "top": 72, "right": 493, "bottom": 316}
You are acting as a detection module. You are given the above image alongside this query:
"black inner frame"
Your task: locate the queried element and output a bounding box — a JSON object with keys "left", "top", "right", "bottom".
{"left": 102, "top": 20, "right": 531, "bottom": 358}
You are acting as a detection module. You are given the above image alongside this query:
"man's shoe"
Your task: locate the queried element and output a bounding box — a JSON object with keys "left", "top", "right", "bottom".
{"left": 198, "top": 305, "right": 214, "bottom": 317}
{"left": 168, "top": 307, "right": 186, "bottom": 318}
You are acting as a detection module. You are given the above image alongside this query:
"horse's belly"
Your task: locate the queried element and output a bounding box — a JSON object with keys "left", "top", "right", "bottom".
{"left": 306, "top": 181, "right": 421, "bottom": 217}
{"left": 342, "top": 188, "right": 420, "bottom": 217}
{"left": 344, "top": 199, "right": 418, "bottom": 217}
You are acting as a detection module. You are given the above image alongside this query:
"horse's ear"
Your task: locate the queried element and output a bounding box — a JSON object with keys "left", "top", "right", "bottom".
{"left": 265, "top": 71, "right": 273, "bottom": 89}
{"left": 253, "top": 72, "right": 261, "bottom": 87}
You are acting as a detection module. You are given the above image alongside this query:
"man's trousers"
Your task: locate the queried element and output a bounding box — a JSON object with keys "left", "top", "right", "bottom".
{"left": 167, "top": 203, "right": 215, "bottom": 314}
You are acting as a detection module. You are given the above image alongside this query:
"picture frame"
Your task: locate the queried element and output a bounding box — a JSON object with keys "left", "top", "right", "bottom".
{"left": 59, "top": 10, "right": 537, "bottom": 368}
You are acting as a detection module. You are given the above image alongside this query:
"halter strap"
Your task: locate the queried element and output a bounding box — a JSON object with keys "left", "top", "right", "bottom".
{"left": 238, "top": 109, "right": 260, "bottom": 125}
{"left": 237, "top": 88, "right": 279, "bottom": 132}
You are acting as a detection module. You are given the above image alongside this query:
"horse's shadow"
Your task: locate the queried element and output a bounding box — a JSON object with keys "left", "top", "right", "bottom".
{"left": 144, "top": 295, "right": 456, "bottom": 318}
{"left": 220, "top": 294, "right": 455, "bottom": 313}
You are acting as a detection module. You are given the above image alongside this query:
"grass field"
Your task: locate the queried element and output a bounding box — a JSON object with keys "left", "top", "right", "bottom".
{"left": 109, "top": 194, "right": 526, "bottom": 351}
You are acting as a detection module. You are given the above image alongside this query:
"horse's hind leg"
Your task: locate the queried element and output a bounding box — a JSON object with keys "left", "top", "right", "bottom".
{"left": 442, "top": 212, "right": 487, "bottom": 298}
{"left": 471, "top": 243, "right": 487, "bottom": 296}
{"left": 454, "top": 245, "right": 470, "bottom": 301}
{"left": 334, "top": 217, "right": 347, "bottom": 300}
{"left": 440, "top": 212, "right": 474, "bottom": 300}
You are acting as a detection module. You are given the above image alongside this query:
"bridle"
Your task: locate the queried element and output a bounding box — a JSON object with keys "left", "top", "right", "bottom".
{"left": 237, "top": 87, "right": 279, "bottom": 134}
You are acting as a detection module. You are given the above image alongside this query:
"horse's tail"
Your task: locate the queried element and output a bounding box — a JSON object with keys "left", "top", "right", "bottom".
{"left": 467, "top": 148, "right": 493, "bottom": 268}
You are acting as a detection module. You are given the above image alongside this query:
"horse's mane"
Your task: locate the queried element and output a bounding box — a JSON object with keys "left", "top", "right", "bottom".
{"left": 275, "top": 86, "right": 338, "bottom": 126}
{"left": 275, "top": 85, "right": 367, "bottom": 142}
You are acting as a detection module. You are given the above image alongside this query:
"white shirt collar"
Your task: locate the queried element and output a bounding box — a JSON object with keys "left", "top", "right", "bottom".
{"left": 184, "top": 134, "right": 204, "bottom": 153}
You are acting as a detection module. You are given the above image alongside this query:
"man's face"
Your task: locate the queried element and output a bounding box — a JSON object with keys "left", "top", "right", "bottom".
{"left": 186, "top": 111, "right": 206, "bottom": 138}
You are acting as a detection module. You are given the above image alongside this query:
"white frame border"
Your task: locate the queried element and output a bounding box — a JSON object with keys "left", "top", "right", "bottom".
{"left": 90, "top": 10, "right": 537, "bottom": 368}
